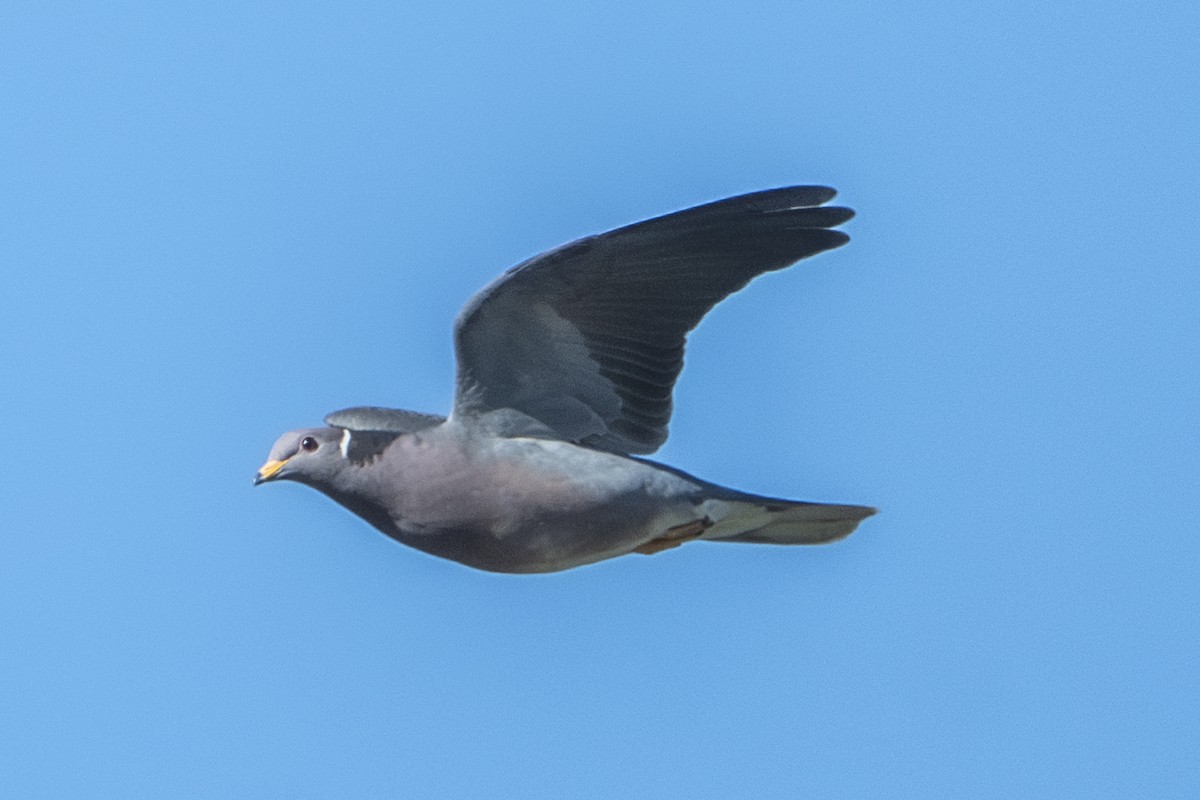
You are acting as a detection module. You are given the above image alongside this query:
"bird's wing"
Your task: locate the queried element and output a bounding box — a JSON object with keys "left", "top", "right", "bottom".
{"left": 452, "top": 186, "right": 854, "bottom": 455}
{"left": 324, "top": 407, "right": 446, "bottom": 433}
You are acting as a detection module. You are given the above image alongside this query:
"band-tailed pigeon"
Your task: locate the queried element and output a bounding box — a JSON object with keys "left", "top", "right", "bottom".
{"left": 256, "top": 186, "right": 874, "bottom": 573}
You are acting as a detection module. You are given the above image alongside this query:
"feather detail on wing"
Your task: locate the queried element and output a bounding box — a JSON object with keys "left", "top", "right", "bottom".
{"left": 452, "top": 186, "right": 854, "bottom": 454}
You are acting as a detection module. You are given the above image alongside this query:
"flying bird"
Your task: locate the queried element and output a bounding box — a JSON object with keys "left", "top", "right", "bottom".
{"left": 256, "top": 186, "right": 874, "bottom": 573}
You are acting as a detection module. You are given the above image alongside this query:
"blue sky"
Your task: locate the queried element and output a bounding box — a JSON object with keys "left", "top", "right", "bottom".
{"left": 3, "top": 1, "right": 1197, "bottom": 797}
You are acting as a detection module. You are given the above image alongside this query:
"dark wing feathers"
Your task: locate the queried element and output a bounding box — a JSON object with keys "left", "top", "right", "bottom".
{"left": 453, "top": 186, "right": 854, "bottom": 454}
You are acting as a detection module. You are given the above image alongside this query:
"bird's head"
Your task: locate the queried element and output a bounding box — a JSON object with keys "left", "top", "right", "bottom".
{"left": 254, "top": 427, "right": 348, "bottom": 488}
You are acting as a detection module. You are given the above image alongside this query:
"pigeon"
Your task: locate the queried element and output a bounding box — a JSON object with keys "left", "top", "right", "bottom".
{"left": 256, "top": 186, "right": 874, "bottom": 573}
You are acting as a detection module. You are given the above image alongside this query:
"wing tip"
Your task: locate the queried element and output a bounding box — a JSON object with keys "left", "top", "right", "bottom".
{"left": 750, "top": 184, "right": 840, "bottom": 209}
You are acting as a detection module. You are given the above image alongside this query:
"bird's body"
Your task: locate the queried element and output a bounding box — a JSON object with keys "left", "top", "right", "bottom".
{"left": 257, "top": 186, "right": 874, "bottom": 573}
{"left": 272, "top": 420, "right": 868, "bottom": 573}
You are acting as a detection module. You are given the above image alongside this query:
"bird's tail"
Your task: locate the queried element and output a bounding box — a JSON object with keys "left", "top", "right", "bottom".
{"left": 703, "top": 491, "right": 876, "bottom": 545}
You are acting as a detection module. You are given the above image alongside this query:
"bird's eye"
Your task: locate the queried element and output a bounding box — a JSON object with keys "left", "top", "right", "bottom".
{"left": 300, "top": 436, "right": 319, "bottom": 452}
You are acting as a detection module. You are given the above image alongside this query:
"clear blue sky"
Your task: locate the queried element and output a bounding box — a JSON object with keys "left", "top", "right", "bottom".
{"left": 3, "top": 2, "right": 1197, "bottom": 797}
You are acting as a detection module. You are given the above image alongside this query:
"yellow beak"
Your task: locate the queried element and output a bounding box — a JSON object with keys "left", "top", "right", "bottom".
{"left": 254, "top": 458, "right": 288, "bottom": 485}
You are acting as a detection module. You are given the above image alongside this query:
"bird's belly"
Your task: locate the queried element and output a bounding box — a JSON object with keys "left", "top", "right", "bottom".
{"left": 372, "top": 436, "right": 705, "bottom": 573}
{"left": 388, "top": 493, "right": 680, "bottom": 574}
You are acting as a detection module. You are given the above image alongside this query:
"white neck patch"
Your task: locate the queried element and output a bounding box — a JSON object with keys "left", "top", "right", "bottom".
{"left": 339, "top": 428, "right": 352, "bottom": 459}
